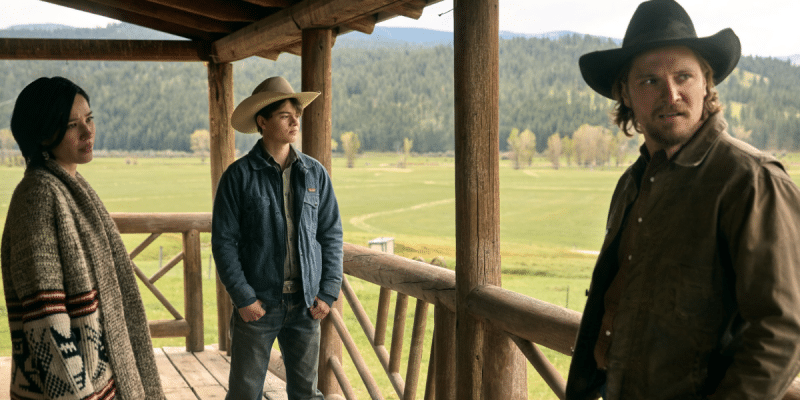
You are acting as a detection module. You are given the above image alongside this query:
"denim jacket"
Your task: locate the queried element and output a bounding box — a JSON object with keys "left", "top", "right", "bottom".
{"left": 212, "top": 141, "right": 343, "bottom": 309}
{"left": 566, "top": 113, "right": 800, "bottom": 400}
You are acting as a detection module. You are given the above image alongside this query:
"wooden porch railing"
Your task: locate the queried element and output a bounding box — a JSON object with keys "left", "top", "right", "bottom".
{"left": 110, "top": 213, "right": 800, "bottom": 399}
{"left": 111, "top": 212, "right": 210, "bottom": 352}
{"left": 337, "top": 242, "right": 576, "bottom": 400}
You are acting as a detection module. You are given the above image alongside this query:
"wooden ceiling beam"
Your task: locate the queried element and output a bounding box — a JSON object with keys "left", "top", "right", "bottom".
{"left": 212, "top": 6, "right": 299, "bottom": 62}
{"left": 46, "top": 0, "right": 239, "bottom": 33}
{"left": 0, "top": 39, "right": 211, "bottom": 61}
{"left": 42, "top": 0, "right": 219, "bottom": 41}
{"left": 143, "top": 0, "right": 273, "bottom": 22}
{"left": 384, "top": 0, "right": 427, "bottom": 20}
{"left": 213, "top": 0, "right": 411, "bottom": 62}
{"left": 242, "top": 0, "right": 293, "bottom": 7}
{"left": 343, "top": 15, "right": 377, "bottom": 35}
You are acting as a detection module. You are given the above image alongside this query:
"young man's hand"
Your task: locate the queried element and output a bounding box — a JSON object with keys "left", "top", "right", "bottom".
{"left": 238, "top": 300, "right": 265, "bottom": 322}
{"left": 310, "top": 297, "right": 330, "bottom": 320}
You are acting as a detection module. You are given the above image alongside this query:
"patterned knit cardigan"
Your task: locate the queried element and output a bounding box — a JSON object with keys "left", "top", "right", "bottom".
{"left": 1, "top": 160, "right": 165, "bottom": 400}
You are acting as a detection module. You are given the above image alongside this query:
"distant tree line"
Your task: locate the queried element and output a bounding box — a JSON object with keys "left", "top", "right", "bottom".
{"left": 0, "top": 25, "right": 798, "bottom": 159}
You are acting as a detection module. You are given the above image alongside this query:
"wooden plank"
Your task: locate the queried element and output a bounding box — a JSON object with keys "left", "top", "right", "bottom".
{"left": 154, "top": 348, "right": 191, "bottom": 390}
{"left": 0, "top": 356, "right": 11, "bottom": 397}
{"left": 70, "top": 0, "right": 238, "bottom": 33}
{"left": 194, "top": 347, "right": 231, "bottom": 390}
{"left": 164, "top": 387, "right": 200, "bottom": 399}
{"left": 263, "top": 372, "right": 288, "bottom": 400}
{"left": 41, "top": 0, "right": 218, "bottom": 41}
{"left": 145, "top": 0, "right": 269, "bottom": 22}
{"left": 192, "top": 385, "right": 228, "bottom": 400}
{"left": 163, "top": 347, "right": 219, "bottom": 390}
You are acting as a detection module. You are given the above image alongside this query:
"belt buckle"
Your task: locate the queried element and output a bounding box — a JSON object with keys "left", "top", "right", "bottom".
{"left": 283, "top": 280, "right": 299, "bottom": 293}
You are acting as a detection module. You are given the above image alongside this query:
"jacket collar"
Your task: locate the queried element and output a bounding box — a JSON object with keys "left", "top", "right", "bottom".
{"left": 245, "top": 139, "right": 311, "bottom": 171}
{"left": 669, "top": 112, "right": 727, "bottom": 167}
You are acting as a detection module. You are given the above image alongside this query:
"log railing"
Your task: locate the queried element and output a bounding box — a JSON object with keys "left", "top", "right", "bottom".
{"left": 111, "top": 212, "right": 210, "bottom": 352}
{"left": 336, "top": 242, "right": 576, "bottom": 400}
{"left": 108, "top": 213, "right": 800, "bottom": 399}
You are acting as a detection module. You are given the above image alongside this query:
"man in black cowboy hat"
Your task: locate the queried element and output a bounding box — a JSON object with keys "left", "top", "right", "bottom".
{"left": 566, "top": 1, "right": 800, "bottom": 399}
{"left": 212, "top": 76, "right": 343, "bottom": 399}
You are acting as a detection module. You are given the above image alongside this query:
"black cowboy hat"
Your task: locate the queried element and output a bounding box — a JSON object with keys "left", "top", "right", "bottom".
{"left": 579, "top": 0, "right": 741, "bottom": 99}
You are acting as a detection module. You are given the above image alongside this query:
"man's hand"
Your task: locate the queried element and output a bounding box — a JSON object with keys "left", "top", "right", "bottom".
{"left": 310, "top": 297, "right": 330, "bottom": 320}
{"left": 238, "top": 300, "right": 265, "bottom": 322}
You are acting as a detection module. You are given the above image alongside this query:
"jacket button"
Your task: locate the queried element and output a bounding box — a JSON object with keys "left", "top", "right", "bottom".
{"left": 605, "top": 330, "right": 611, "bottom": 336}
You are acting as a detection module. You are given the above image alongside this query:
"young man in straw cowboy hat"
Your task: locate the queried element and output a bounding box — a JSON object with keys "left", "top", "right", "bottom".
{"left": 212, "top": 76, "right": 343, "bottom": 399}
{"left": 566, "top": 1, "right": 800, "bottom": 399}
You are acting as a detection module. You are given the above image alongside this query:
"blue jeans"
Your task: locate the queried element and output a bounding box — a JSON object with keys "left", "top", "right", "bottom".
{"left": 226, "top": 292, "right": 324, "bottom": 400}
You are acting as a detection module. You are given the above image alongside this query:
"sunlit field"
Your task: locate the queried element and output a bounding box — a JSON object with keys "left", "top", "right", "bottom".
{"left": 2, "top": 153, "right": 800, "bottom": 398}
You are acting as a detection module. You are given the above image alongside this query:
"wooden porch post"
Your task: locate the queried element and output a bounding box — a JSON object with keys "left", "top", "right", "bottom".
{"left": 454, "top": 0, "right": 525, "bottom": 399}
{"left": 207, "top": 61, "right": 236, "bottom": 353}
{"left": 301, "top": 28, "right": 342, "bottom": 397}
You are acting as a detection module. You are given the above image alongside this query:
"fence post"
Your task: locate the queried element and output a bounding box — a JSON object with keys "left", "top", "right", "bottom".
{"left": 183, "top": 229, "right": 204, "bottom": 352}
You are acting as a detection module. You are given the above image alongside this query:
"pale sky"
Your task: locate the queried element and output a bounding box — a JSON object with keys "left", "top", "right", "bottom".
{"left": 1, "top": 0, "right": 797, "bottom": 58}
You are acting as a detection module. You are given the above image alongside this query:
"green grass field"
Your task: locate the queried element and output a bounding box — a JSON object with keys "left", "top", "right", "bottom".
{"left": 2, "top": 153, "right": 800, "bottom": 399}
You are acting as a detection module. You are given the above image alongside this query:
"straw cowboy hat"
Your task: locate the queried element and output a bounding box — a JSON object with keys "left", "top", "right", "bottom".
{"left": 231, "top": 76, "right": 320, "bottom": 133}
{"left": 579, "top": 0, "right": 741, "bottom": 99}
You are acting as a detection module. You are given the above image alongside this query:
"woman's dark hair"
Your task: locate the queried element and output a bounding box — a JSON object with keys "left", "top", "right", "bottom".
{"left": 10, "top": 77, "right": 90, "bottom": 166}
{"left": 254, "top": 98, "right": 303, "bottom": 134}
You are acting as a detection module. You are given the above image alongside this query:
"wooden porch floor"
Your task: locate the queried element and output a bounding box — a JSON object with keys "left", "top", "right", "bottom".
{"left": 0, "top": 345, "right": 288, "bottom": 400}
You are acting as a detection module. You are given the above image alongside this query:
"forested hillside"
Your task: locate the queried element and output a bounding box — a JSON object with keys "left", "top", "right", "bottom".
{"left": 1, "top": 24, "right": 798, "bottom": 154}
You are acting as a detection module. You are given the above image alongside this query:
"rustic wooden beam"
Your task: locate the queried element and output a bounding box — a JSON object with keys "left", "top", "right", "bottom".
{"left": 212, "top": 5, "right": 299, "bottom": 62}
{"left": 183, "top": 229, "right": 204, "bottom": 352}
{"left": 213, "top": 0, "right": 409, "bottom": 62}
{"left": 301, "top": 27, "right": 343, "bottom": 398}
{"left": 467, "top": 285, "right": 580, "bottom": 356}
{"left": 301, "top": 29, "right": 333, "bottom": 170}
{"left": 206, "top": 61, "right": 236, "bottom": 353}
{"left": 405, "top": 299, "right": 429, "bottom": 400}
{"left": 254, "top": 50, "right": 281, "bottom": 60}
{"left": 149, "top": 319, "right": 191, "bottom": 338}
{"left": 243, "top": 0, "right": 292, "bottom": 7}
{"left": 144, "top": 0, "right": 272, "bottom": 22}
{"left": 112, "top": 212, "right": 211, "bottom": 233}
{"left": 343, "top": 15, "right": 378, "bottom": 35}
{"left": 385, "top": 0, "right": 427, "bottom": 19}
{"left": 342, "top": 243, "right": 457, "bottom": 311}
{"left": 282, "top": 42, "right": 302, "bottom": 57}
{"left": 453, "top": 0, "right": 513, "bottom": 399}
{"left": 0, "top": 39, "right": 210, "bottom": 61}
{"left": 434, "top": 305, "right": 456, "bottom": 400}
{"left": 509, "top": 334, "right": 567, "bottom": 400}
{"left": 86, "top": 0, "right": 241, "bottom": 33}
{"left": 42, "top": 0, "right": 219, "bottom": 40}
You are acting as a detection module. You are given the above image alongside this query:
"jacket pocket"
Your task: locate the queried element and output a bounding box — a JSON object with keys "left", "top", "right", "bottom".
{"left": 301, "top": 193, "right": 320, "bottom": 235}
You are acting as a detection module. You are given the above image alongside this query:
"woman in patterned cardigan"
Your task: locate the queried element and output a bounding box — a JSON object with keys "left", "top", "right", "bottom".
{"left": 1, "top": 77, "right": 165, "bottom": 400}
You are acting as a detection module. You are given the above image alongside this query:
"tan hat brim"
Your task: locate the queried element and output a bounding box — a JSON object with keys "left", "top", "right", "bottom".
{"left": 231, "top": 91, "right": 320, "bottom": 133}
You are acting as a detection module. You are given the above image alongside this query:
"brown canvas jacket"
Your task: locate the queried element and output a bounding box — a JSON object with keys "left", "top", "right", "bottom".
{"left": 566, "top": 113, "right": 800, "bottom": 400}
